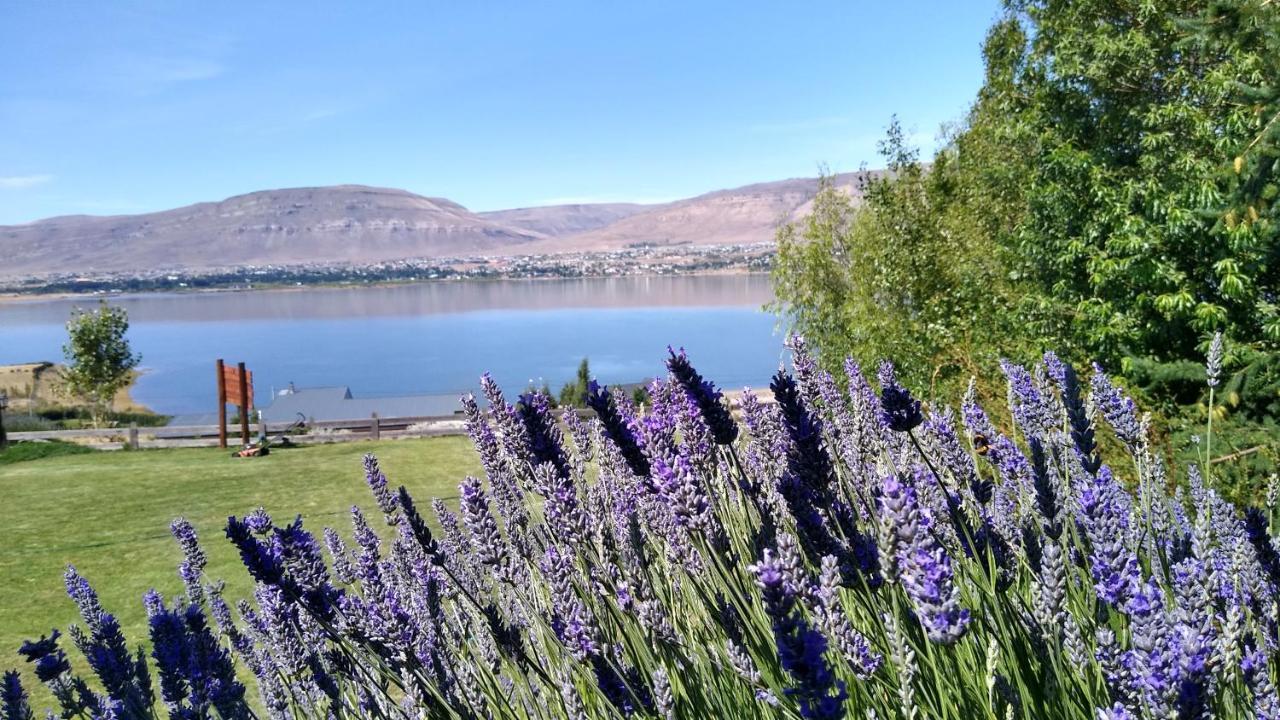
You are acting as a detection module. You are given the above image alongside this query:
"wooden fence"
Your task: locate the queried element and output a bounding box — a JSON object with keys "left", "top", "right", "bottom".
{"left": 7, "top": 393, "right": 768, "bottom": 452}
{"left": 8, "top": 414, "right": 469, "bottom": 451}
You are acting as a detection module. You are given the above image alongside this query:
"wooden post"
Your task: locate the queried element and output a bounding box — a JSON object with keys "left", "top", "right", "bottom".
{"left": 216, "top": 359, "right": 227, "bottom": 449}
{"left": 238, "top": 361, "right": 250, "bottom": 447}
{"left": 370, "top": 413, "right": 381, "bottom": 441}
{"left": 128, "top": 422, "right": 139, "bottom": 450}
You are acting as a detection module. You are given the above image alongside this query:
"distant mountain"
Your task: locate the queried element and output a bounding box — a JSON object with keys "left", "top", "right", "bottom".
{"left": 514, "top": 172, "right": 869, "bottom": 254}
{"left": 0, "top": 185, "right": 544, "bottom": 277}
{"left": 478, "top": 203, "right": 655, "bottom": 237}
{"left": 0, "top": 173, "right": 873, "bottom": 278}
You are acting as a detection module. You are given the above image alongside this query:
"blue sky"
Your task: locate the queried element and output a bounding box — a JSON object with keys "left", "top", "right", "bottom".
{"left": 0, "top": 1, "right": 1001, "bottom": 225}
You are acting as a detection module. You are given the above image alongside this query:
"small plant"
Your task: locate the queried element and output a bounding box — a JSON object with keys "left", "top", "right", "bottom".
{"left": 558, "top": 357, "right": 592, "bottom": 408}
{"left": 6, "top": 339, "right": 1280, "bottom": 719}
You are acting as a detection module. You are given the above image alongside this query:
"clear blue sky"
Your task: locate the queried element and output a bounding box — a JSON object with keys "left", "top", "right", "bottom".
{"left": 0, "top": 1, "right": 1001, "bottom": 225}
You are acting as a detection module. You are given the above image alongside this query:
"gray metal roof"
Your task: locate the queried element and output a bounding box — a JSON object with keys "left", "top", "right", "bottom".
{"left": 258, "top": 386, "right": 463, "bottom": 423}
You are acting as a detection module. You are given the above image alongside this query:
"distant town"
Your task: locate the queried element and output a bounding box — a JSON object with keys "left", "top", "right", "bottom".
{"left": 1, "top": 242, "right": 775, "bottom": 296}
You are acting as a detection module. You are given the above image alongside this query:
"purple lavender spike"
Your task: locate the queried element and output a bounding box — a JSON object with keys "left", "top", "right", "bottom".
{"left": 666, "top": 347, "right": 738, "bottom": 445}
{"left": 750, "top": 549, "right": 847, "bottom": 719}
{"left": 877, "top": 361, "right": 923, "bottom": 433}
{"left": 459, "top": 476, "right": 509, "bottom": 576}
{"left": 1089, "top": 365, "right": 1144, "bottom": 450}
{"left": 1079, "top": 467, "right": 1140, "bottom": 608}
{"left": 170, "top": 517, "right": 207, "bottom": 606}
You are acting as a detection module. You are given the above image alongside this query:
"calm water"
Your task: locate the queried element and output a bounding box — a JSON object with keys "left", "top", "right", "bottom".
{"left": 0, "top": 275, "right": 783, "bottom": 415}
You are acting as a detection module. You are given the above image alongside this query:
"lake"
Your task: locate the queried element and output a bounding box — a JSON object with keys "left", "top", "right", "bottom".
{"left": 0, "top": 274, "right": 783, "bottom": 416}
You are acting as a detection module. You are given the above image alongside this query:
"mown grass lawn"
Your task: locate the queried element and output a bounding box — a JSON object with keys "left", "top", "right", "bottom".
{"left": 0, "top": 437, "right": 479, "bottom": 696}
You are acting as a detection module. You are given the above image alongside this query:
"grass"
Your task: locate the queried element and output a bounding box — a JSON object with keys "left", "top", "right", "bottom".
{"left": 0, "top": 437, "right": 479, "bottom": 698}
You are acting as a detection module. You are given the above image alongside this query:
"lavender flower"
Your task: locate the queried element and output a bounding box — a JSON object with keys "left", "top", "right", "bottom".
{"left": 540, "top": 546, "right": 599, "bottom": 661}
{"left": 322, "top": 527, "right": 355, "bottom": 584}
{"left": 1028, "top": 437, "right": 1063, "bottom": 538}
{"left": 170, "top": 517, "right": 207, "bottom": 606}
{"left": 274, "top": 516, "right": 343, "bottom": 621}
{"left": 1124, "top": 579, "right": 1177, "bottom": 717}
{"left": 814, "top": 556, "right": 882, "bottom": 678}
{"left": 586, "top": 380, "right": 650, "bottom": 477}
{"left": 226, "top": 515, "right": 286, "bottom": 587}
{"left": 925, "top": 408, "right": 986, "bottom": 504}
{"left": 364, "top": 453, "right": 398, "bottom": 516}
{"left": 63, "top": 567, "right": 153, "bottom": 716}
{"left": 1095, "top": 628, "right": 1136, "bottom": 711}
{"left": 517, "top": 390, "right": 572, "bottom": 479}
{"left": 13, "top": 341, "right": 1280, "bottom": 720}
{"left": 844, "top": 358, "right": 888, "bottom": 455}
{"left": 18, "top": 631, "right": 71, "bottom": 687}
{"left": 666, "top": 347, "right": 738, "bottom": 445}
{"left": 559, "top": 672, "right": 589, "bottom": 720}
{"left": 877, "top": 361, "right": 923, "bottom": 433}
{"left": 1206, "top": 332, "right": 1224, "bottom": 388}
{"left": 751, "top": 550, "right": 847, "bottom": 719}
{"left": 1096, "top": 704, "right": 1136, "bottom": 720}
{"left": 901, "top": 542, "right": 971, "bottom": 644}
{"left": 1243, "top": 643, "right": 1280, "bottom": 720}
{"left": 771, "top": 369, "right": 837, "bottom": 508}
{"left": 652, "top": 668, "right": 675, "bottom": 720}
{"left": 1000, "top": 359, "right": 1055, "bottom": 438}
{"left": 877, "top": 474, "right": 922, "bottom": 583}
{"left": 394, "top": 485, "right": 443, "bottom": 562}
{"left": 145, "top": 590, "right": 249, "bottom": 718}
{"left": 878, "top": 475, "right": 970, "bottom": 643}
{"left": 1, "top": 671, "right": 31, "bottom": 720}
{"left": 244, "top": 507, "right": 274, "bottom": 534}
{"left": 1089, "top": 365, "right": 1144, "bottom": 450}
{"left": 459, "top": 476, "right": 509, "bottom": 574}
{"left": 1079, "top": 467, "right": 1140, "bottom": 607}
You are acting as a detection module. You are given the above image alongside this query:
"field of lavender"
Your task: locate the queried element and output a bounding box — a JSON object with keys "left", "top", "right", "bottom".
{"left": 4, "top": 336, "right": 1275, "bottom": 720}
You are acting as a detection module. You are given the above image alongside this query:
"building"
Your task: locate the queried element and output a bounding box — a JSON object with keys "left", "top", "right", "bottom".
{"left": 259, "top": 385, "right": 465, "bottom": 423}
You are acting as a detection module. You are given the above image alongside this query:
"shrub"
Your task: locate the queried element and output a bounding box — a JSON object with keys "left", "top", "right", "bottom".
{"left": 6, "top": 341, "right": 1278, "bottom": 719}
{"left": 2, "top": 414, "right": 59, "bottom": 433}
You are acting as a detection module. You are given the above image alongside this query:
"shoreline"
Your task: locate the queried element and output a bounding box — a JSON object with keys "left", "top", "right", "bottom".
{"left": 0, "top": 363, "right": 154, "bottom": 416}
{"left": 0, "top": 267, "right": 772, "bottom": 305}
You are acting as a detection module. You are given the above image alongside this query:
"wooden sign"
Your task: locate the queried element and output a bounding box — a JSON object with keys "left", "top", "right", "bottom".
{"left": 216, "top": 359, "right": 254, "bottom": 448}
{"left": 220, "top": 365, "right": 254, "bottom": 408}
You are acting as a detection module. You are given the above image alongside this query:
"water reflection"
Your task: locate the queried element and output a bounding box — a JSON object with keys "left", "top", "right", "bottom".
{"left": 0, "top": 275, "right": 783, "bottom": 415}
{"left": 0, "top": 274, "right": 774, "bottom": 324}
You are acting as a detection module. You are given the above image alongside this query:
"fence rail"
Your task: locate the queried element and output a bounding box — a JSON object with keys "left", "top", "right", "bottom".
{"left": 8, "top": 413, "right": 470, "bottom": 450}
{"left": 6, "top": 396, "right": 762, "bottom": 451}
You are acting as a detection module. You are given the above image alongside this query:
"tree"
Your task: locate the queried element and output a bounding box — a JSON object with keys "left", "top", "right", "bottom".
{"left": 774, "top": 0, "right": 1279, "bottom": 396}
{"left": 771, "top": 120, "right": 1030, "bottom": 393}
{"left": 558, "top": 358, "right": 591, "bottom": 407}
{"left": 62, "top": 301, "right": 141, "bottom": 428}
{"left": 986, "top": 0, "right": 1280, "bottom": 367}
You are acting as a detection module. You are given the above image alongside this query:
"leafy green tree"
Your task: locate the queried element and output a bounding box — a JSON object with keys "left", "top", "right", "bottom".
{"left": 61, "top": 301, "right": 141, "bottom": 428}
{"left": 557, "top": 358, "right": 591, "bottom": 407}
{"left": 774, "top": 0, "right": 1279, "bottom": 407}
{"left": 987, "top": 0, "right": 1280, "bottom": 368}
{"left": 772, "top": 120, "right": 1028, "bottom": 393}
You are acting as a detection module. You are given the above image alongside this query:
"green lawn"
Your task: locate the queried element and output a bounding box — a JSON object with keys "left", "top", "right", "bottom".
{"left": 0, "top": 437, "right": 479, "bottom": 695}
